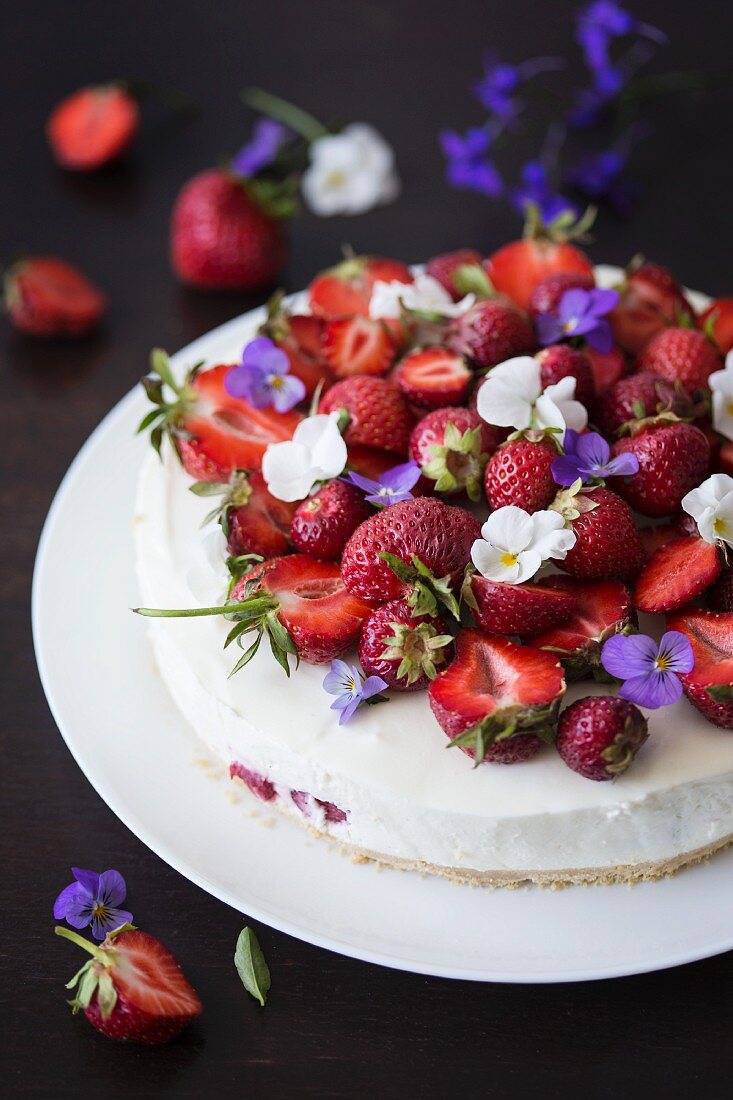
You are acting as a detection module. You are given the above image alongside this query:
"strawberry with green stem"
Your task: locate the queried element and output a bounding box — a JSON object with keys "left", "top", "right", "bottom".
{"left": 409, "top": 407, "right": 490, "bottom": 501}
{"left": 189, "top": 468, "right": 296, "bottom": 558}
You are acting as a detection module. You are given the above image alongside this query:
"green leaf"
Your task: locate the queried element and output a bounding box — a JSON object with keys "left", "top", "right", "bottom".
{"left": 234, "top": 927, "right": 271, "bottom": 1007}
{"left": 708, "top": 684, "right": 733, "bottom": 703}
{"left": 136, "top": 406, "right": 165, "bottom": 434}
{"left": 228, "top": 630, "right": 263, "bottom": 677}
{"left": 150, "top": 348, "right": 179, "bottom": 392}
{"left": 189, "top": 480, "right": 229, "bottom": 497}
{"left": 142, "top": 374, "right": 165, "bottom": 405}
{"left": 452, "top": 263, "right": 494, "bottom": 298}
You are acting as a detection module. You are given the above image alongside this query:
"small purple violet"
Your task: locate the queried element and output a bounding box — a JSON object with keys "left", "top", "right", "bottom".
{"left": 511, "top": 160, "right": 578, "bottom": 223}
{"left": 601, "top": 631, "right": 694, "bottom": 709}
{"left": 53, "top": 868, "right": 133, "bottom": 941}
{"left": 472, "top": 53, "right": 564, "bottom": 124}
{"left": 343, "top": 461, "right": 421, "bottom": 507}
{"left": 439, "top": 128, "right": 503, "bottom": 198}
{"left": 536, "top": 286, "right": 619, "bottom": 353}
{"left": 225, "top": 336, "right": 306, "bottom": 412}
{"left": 551, "top": 429, "right": 639, "bottom": 487}
{"left": 322, "top": 660, "right": 388, "bottom": 725}
{"left": 231, "top": 118, "right": 289, "bottom": 178}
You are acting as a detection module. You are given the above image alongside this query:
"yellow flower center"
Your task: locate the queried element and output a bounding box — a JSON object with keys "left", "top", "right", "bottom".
{"left": 654, "top": 655, "right": 671, "bottom": 672}
{"left": 501, "top": 551, "right": 518, "bottom": 567}
{"left": 270, "top": 375, "right": 284, "bottom": 389}
{"left": 326, "top": 169, "right": 347, "bottom": 189}
{"left": 714, "top": 517, "right": 728, "bottom": 536}
{"left": 92, "top": 903, "right": 107, "bottom": 919}
{"left": 727, "top": 401, "right": 733, "bottom": 416}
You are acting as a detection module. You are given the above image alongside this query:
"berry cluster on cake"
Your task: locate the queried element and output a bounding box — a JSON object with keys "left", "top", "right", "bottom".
{"left": 134, "top": 223, "right": 733, "bottom": 886}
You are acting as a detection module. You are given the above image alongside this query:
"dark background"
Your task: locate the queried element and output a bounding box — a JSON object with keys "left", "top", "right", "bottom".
{"left": 3, "top": 1, "right": 733, "bottom": 1096}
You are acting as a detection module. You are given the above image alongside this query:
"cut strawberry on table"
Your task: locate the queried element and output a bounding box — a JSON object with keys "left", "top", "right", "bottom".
{"left": 666, "top": 608, "right": 733, "bottom": 728}
{"left": 318, "top": 375, "right": 413, "bottom": 456}
{"left": 323, "top": 314, "right": 397, "bottom": 378}
{"left": 4, "top": 255, "right": 108, "bottom": 338}
{"left": 46, "top": 83, "right": 140, "bottom": 171}
{"left": 610, "top": 260, "right": 696, "bottom": 355}
{"left": 393, "top": 347, "right": 473, "bottom": 410}
{"left": 56, "top": 924, "right": 202, "bottom": 1045}
{"left": 308, "top": 254, "right": 412, "bottom": 320}
{"left": 633, "top": 536, "right": 722, "bottom": 613}
{"left": 463, "top": 573, "right": 576, "bottom": 637}
{"left": 429, "top": 629, "right": 565, "bottom": 765}
{"left": 526, "top": 575, "right": 635, "bottom": 680}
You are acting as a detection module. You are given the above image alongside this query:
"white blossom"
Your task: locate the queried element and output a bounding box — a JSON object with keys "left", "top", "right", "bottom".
{"left": 682, "top": 473, "right": 733, "bottom": 547}
{"left": 708, "top": 350, "right": 733, "bottom": 442}
{"left": 369, "top": 272, "right": 475, "bottom": 320}
{"left": 475, "top": 356, "right": 588, "bottom": 434}
{"left": 470, "top": 506, "right": 576, "bottom": 585}
{"left": 301, "top": 124, "right": 400, "bottom": 216}
{"left": 262, "top": 413, "right": 347, "bottom": 502}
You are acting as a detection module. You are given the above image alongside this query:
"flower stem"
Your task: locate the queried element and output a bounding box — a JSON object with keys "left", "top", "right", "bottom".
{"left": 132, "top": 597, "right": 273, "bottom": 619}
{"left": 55, "top": 926, "right": 103, "bottom": 957}
{"left": 241, "top": 87, "right": 328, "bottom": 143}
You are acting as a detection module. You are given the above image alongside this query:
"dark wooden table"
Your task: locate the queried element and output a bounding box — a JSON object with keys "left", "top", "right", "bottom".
{"left": 4, "top": 2, "right": 732, "bottom": 1095}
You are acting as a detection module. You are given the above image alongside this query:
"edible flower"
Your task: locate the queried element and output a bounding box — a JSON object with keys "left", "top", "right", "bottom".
{"left": 564, "top": 145, "right": 637, "bottom": 215}
{"left": 231, "top": 118, "right": 289, "bottom": 178}
{"left": 708, "top": 351, "right": 733, "bottom": 442}
{"left": 225, "top": 336, "right": 306, "bottom": 412}
{"left": 476, "top": 356, "right": 588, "bottom": 434}
{"left": 536, "top": 287, "right": 619, "bottom": 353}
{"left": 262, "top": 412, "right": 347, "bottom": 502}
{"left": 53, "top": 868, "right": 133, "bottom": 941}
{"left": 473, "top": 53, "right": 564, "bottom": 124}
{"left": 343, "top": 460, "right": 421, "bottom": 507}
{"left": 301, "top": 123, "right": 400, "bottom": 216}
{"left": 470, "top": 505, "right": 576, "bottom": 584}
{"left": 601, "top": 631, "right": 694, "bottom": 709}
{"left": 511, "top": 160, "right": 578, "bottom": 222}
{"left": 681, "top": 473, "right": 733, "bottom": 548}
{"left": 369, "top": 272, "right": 475, "bottom": 320}
{"left": 322, "top": 660, "right": 388, "bottom": 725}
{"left": 551, "top": 428, "right": 639, "bottom": 486}
{"left": 439, "top": 127, "right": 504, "bottom": 198}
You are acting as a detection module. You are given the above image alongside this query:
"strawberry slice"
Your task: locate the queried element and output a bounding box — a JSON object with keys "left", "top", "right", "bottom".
{"left": 638, "top": 523, "right": 680, "bottom": 560}
{"left": 394, "top": 348, "right": 473, "bottom": 409}
{"left": 308, "top": 255, "right": 412, "bottom": 320}
{"left": 46, "top": 83, "right": 139, "bottom": 171}
{"left": 4, "top": 256, "right": 108, "bottom": 338}
{"left": 701, "top": 298, "right": 733, "bottom": 354}
{"left": 276, "top": 314, "right": 332, "bottom": 398}
{"left": 464, "top": 574, "right": 576, "bottom": 637}
{"left": 666, "top": 608, "right": 733, "bottom": 728}
{"left": 633, "top": 536, "right": 722, "bottom": 614}
{"left": 527, "top": 576, "right": 635, "bottom": 680}
{"left": 323, "top": 315, "right": 397, "bottom": 378}
{"left": 429, "top": 629, "right": 565, "bottom": 765}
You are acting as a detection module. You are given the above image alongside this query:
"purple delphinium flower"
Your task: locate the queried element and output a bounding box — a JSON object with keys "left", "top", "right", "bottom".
{"left": 225, "top": 336, "right": 306, "bottom": 412}
{"left": 53, "top": 868, "right": 132, "bottom": 941}
{"left": 511, "top": 161, "right": 578, "bottom": 223}
{"left": 440, "top": 128, "right": 503, "bottom": 198}
{"left": 551, "top": 429, "right": 639, "bottom": 486}
{"left": 343, "top": 460, "right": 421, "bottom": 507}
{"left": 472, "top": 52, "right": 564, "bottom": 124}
{"left": 565, "top": 148, "right": 637, "bottom": 215}
{"left": 322, "top": 660, "right": 388, "bottom": 725}
{"left": 567, "top": 64, "right": 627, "bottom": 129}
{"left": 536, "top": 286, "right": 620, "bottom": 353}
{"left": 231, "top": 118, "right": 289, "bottom": 178}
{"left": 576, "top": 2, "right": 666, "bottom": 73}
{"left": 601, "top": 631, "right": 694, "bottom": 709}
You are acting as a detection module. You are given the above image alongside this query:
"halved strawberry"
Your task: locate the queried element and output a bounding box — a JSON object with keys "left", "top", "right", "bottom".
{"left": 527, "top": 575, "right": 635, "bottom": 680}
{"left": 666, "top": 608, "right": 733, "bottom": 728}
{"left": 46, "top": 83, "right": 140, "bottom": 171}
{"left": 308, "top": 255, "right": 412, "bottom": 320}
{"left": 700, "top": 298, "right": 733, "bottom": 355}
{"left": 429, "top": 629, "right": 565, "bottom": 765}
{"left": 4, "top": 255, "right": 108, "bottom": 338}
{"left": 633, "top": 536, "right": 722, "bottom": 613}
{"left": 393, "top": 347, "right": 473, "bottom": 409}
{"left": 323, "top": 315, "right": 397, "bottom": 378}
{"left": 463, "top": 573, "right": 576, "bottom": 637}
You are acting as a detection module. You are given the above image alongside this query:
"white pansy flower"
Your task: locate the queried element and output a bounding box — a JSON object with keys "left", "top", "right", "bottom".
{"left": 708, "top": 350, "right": 733, "bottom": 441}
{"left": 681, "top": 473, "right": 733, "bottom": 547}
{"left": 301, "top": 123, "right": 400, "bottom": 217}
{"left": 470, "top": 506, "right": 576, "bottom": 585}
{"left": 476, "top": 356, "right": 588, "bottom": 434}
{"left": 262, "top": 413, "right": 347, "bottom": 502}
{"left": 369, "top": 272, "right": 475, "bottom": 320}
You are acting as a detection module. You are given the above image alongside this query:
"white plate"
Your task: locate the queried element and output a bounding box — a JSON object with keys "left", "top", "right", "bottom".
{"left": 33, "top": 286, "right": 733, "bottom": 983}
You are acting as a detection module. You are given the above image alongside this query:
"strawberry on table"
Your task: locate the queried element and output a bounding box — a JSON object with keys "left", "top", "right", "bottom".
{"left": 592, "top": 371, "right": 686, "bottom": 437}
{"left": 448, "top": 297, "right": 536, "bottom": 369}
{"left": 308, "top": 254, "right": 412, "bottom": 320}
{"left": 318, "top": 375, "right": 413, "bottom": 456}
{"left": 611, "top": 416, "right": 710, "bottom": 518}
{"left": 358, "top": 599, "right": 453, "bottom": 691}
{"left": 393, "top": 347, "right": 473, "bottom": 410}
{"left": 323, "top": 314, "right": 397, "bottom": 378}
{"left": 46, "top": 83, "right": 139, "bottom": 171}
{"left": 484, "top": 436, "right": 559, "bottom": 513}
{"left": 463, "top": 572, "right": 576, "bottom": 637}
{"left": 290, "top": 479, "right": 370, "bottom": 560}
{"left": 4, "top": 256, "right": 108, "bottom": 338}
{"left": 633, "top": 536, "right": 722, "bottom": 614}
{"left": 610, "top": 260, "right": 696, "bottom": 355}
{"left": 556, "top": 696, "right": 648, "bottom": 781}
{"left": 637, "top": 326, "right": 723, "bottom": 394}
{"left": 666, "top": 608, "right": 733, "bottom": 728}
{"left": 409, "top": 407, "right": 491, "bottom": 501}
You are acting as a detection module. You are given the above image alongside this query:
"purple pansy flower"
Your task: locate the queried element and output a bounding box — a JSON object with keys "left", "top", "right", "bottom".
{"left": 511, "top": 160, "right": 578, "bottom": 223}
{"left": 231, "top": 118, "right": 289, "bottom": 178}
{"left": 551, "top": 429, "right": 639, "bottom": 487}
{"left": 440, "top": 128, "right": 503, "bottom": 198}
{"left": 343, "top": 460, "right": 421, "bottom": 507}
{"left": 601, "top": 631, "right": 694, "bottom": 709}
{"left": 53, "top": 868, "right": 133, "bottom": 941}
{"left": 322, "top": 660, "right": 388, "bottom": 725}
{"left": 536, "top": 286, "right": 619, "bottom": 353}
{"left": 225, "top": 336, "right": 306, "bottom": 412}
{"left": 472, "top": 53, "right": 563, "bottom": 124}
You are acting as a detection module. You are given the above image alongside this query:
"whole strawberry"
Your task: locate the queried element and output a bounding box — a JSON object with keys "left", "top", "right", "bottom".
{"left": 556, "top": 696, "right": 648, "bottom": 781}
{"left": 291, "top": 479, "right": 370, "bottom": 560}
{"left": 319, "top": 376, "right": 413, "bottom": 456}
{"left": 196, "top": 468, "right": 296, "bottom": 558}
{"left": 484, "top": 436, "right": 558, "bottom": 513}
{"left": 46, "top": 83, "right": 140, "bottom": 171}
{"left": 585, "top": 345, "right": 628, "bottom": 394}
{"left": 593, "top": 371, "right": 685, "bottom": 437}
{"left": 4, "top": 256, "right": 108, "bottom": 337}
{"left": 171, "top": 168, "right": 288, "bottom": 291}
{"left": 425, "top": 249, "right": 484, "bottom": 300}
{"left": 535, "top": 345, "right": 595, "bottom": 408}
{"left": 555, "top": 485, "right": 645, "bottom": 579}
{"left": 409, "top": 407, "right": 491, "bottom": 501}
{"left": 358, "top": 599, "right": 453, "bottom": 691}
{"left": 611, "top": 417, "right": 710, "bottom": 518}
{"left": 637, "top": 327, "right": 722, "bottom": 393}
{"left": 610, "top": 261, "right": 695, "bottom": 355}
{"left": 449, "top": 298, "right": 536, "bottom": 369}
{"left": 528, "top": 271, "right": 596, "bottom": 317}
{"left": 484, "top": 214, "right": 594, "bottom": 312}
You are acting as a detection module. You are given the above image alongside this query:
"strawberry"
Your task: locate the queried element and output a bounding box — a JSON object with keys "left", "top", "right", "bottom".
{"left": 666, "top": 608, "right": 733, "bottom": 729}
{"left": 346, "top": 445, "right": 401, "bottom": 481}
{"left": 358, "top": 599, "right": 453, "bottom": 691}
{"left": 4, "top": 256, "right": 107, "bottom": 337}
{"left": 592, "top": 371, "right": 685, "bottom": 436}
{"left": 484, "top": 437, "right": 558, "bottom": 513}
{"left": 610, "top": 261, "right": 696, "bottom": 355}
{"left": 700, "top": 298, "right": 733, "bottom": 354}
{"left": 708, "top": 574, "right": 733, "bottom": 612}
{"left": 258, "top": 295, "right": 332, "bottom": 399}
{"left": 341, "top": 496, "right": 480, "bottom": 610}
{"left": 425, "top": 249, "right": 485, "bottom": 300}
{"left": 535, "top": 345, "right": 595, "bottom": 407}
{"left": 554, "top": 485, "right": 645, "bottom": 579}
{"left": 484, "top": 214, "right": 594, "bottom": 312}
{"left": 308, "top": 255, "right": 412, "bottom": 320}
{"left": 429, "top": 629, "right": 565, "bottom": 765}
{"left": 637, "top": 326, "right": 723, "bottom": 393}
{"left": 290, "top": 479, "right": 370, "bottom": 560}
{"left": 393, "top": 347, "right": 473, "bottom": 409}
{"left": 46, "top": 83, "right": 139, "bottom": 171}
{"left": 556, "top": 696, "right": 648, "bottom": 781}
{"left": 409, "top": 407, "right": 490, "bottom": 501}
{"left": 57, "top": 924, "right": 202, "bottom": 1044}
{"left": 193, "top": 469, "right": 296, "bottom": 558}
{"left": 230, "top": 762, "right": 276, "bottom": 802}
{"left": 585, "top": 345, "right": 628, "bottom": 394}
{"left": 323, "top": 315, "right": 397, "bottom": 378}
{"left": 463, "top": 572, "right": 576, "bottom": 637}
{"left": 171, "top": 168, "right": 287, "bottom": 292}
{"left": 638, "top": 523, "right": 680, "bottom": 560}
{"left": 528, "top": 271, "right": 596, "bottom": 317}
{"left": 527, "top": 575, "right": 635, "bottom": 679}
{"left": 633, "top": 536, "right": 721, "bottom": 613}
{"left": 139, "top": 353, "right": 301, "bottom": 478}
{"left": 318, "top": 376, "right": 413, "bottom": 456}
{"left": 611, "top": 418, "right": 710, "bottom": 518}
{"left": 448, "top": 298, "right": 536, "bottom": 369}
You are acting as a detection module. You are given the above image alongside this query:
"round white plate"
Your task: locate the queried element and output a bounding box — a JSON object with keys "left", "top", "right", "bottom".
{"left": 33, "top": 282, "right": 733, "bottom": 983}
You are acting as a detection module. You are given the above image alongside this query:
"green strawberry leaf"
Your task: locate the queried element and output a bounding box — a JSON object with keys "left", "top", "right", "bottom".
{"left": 234, "top": 927, "right": 271, "bottom": 1007}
